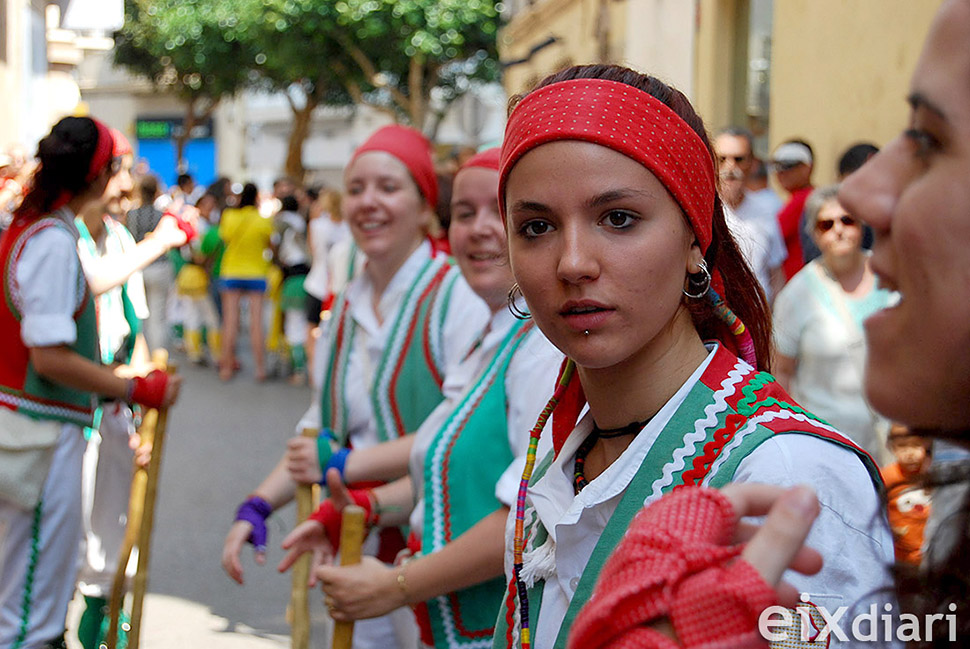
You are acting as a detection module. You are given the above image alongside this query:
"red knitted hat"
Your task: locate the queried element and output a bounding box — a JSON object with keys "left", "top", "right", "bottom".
{"left": 351, "top": 125, "right": 438, "bottom": 208}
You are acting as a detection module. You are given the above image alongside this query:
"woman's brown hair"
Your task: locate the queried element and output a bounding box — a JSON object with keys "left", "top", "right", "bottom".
{"left": 510, "top": 64, "right": 772, "bottom": 371}
{"left": 15, "top": 116, "right": 102, "bottom": 219}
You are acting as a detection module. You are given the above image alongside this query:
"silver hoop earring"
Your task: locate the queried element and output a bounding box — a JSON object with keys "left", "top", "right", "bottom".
{"left": 682, "top": 259, "right": 712, "bottom": 299}
{"left": 507, "top": 283, "right": 532, "bottom": 320}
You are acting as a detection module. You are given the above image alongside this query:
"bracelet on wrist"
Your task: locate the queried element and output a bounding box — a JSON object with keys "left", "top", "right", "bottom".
{"left": 366, "top": 489, "right": 380, "bottom": 527}
{"left": 325, "top": 448, "right": 351, "bottom": 481}
{"left": 396, "top": 563, "right": 410, "bottom": 605}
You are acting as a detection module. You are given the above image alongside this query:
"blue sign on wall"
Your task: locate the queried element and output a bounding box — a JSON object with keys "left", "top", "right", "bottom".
{"left": 134, "top": 117, "right": 217, "bottom": 189}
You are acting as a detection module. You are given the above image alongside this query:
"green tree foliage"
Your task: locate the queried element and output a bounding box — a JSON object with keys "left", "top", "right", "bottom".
{"left": 114, "top": 0, "right": 501, "bottom": 177}
{"left": 331, "top": 0, "right": 502, "bottom": 131}
{"left": 245, "top": 0, "right": 357, "bottom": 180}
{"left": 114, "top": 0, "right": 258, "bottom": 169}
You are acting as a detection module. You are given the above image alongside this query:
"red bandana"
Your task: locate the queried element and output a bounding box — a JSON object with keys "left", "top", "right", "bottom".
{"left": 110, "top": 127, "right": 133, "bottom": 158}
{"left": 498, "top": 78, "right": 717, "bottom": 256}
{"left": 351, "top": 125, "right": 438, "bottom": 208}
{"left": 460, "top": 147, "right": 501, "bottom": 172}
{"left": 85, "top": 119, "right": 115, "bottom": 184}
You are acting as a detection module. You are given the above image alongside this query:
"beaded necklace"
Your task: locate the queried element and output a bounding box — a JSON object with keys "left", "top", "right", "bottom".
{"left": 572, "top": 418, "right": 651, "bottom": 494}
{"left": 572, "top": 432, "right": 599, "bottom": 494}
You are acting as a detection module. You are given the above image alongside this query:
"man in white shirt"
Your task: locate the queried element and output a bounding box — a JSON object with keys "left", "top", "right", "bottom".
{"left": 714, "top": 128, "right": 787, "bottom": 302}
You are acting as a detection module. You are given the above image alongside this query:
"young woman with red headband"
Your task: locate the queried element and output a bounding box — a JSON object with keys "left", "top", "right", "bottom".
{"left": 573, "top": 3, "right": 970, "bottom": 647}
{"left": 222, "top": 125, "right": 489, "bottom": 649}
{"left": 493, "top": 66, "right": 894, "bottom": 649}
{"left": 571, "top": 0, "right": 970, "bottom": 649}
{"left": 0, "top": 116, "right": 180, "bottom": 649}
{"left": 276, "top": 149, "right": 563, "bottom": 649}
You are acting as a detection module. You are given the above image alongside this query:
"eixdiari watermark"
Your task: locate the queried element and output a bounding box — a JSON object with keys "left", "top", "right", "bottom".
{"left": 759, "top": 594, "right": 958, "bottom": 643}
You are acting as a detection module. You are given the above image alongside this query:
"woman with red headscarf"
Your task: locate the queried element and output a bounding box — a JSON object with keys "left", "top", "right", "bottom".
{"left": 493, "top": 66, "right": 893, "bottom": 649}
{"left": 222, "top": 125, "right": 489, "bottom": 649}
{"left": 276, "top": 149, "right": 563, "bottom": 649}
{"left": 0, "top": 116, "right": 180, "bottom": 649}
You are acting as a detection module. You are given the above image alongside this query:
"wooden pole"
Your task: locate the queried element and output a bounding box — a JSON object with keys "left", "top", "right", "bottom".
{"left": 127, "top": 351, "right": 175, "bottom": 649}
{"left": 106, "top": 350, "right": 172, "bottom": 649}
{"left": 105, "top": 408, "right": 154, "bottom": 649}
{"left": 289, "top": 428, "right": 319, "bottom": 649}
{"left": 331, "top": 506, "right": 366, "bottom": 649}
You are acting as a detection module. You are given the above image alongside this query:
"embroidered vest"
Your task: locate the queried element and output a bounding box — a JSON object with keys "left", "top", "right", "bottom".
{"left": 421, "top": 320, "right": 536, "bottom": 649}
{"left": 494, "top": 344, "right": 883, "bottom": 649}
{"left": 319, "top": 254, "right": 459, "bottom": 445}
{"left": 0, "top": 215, "right": 99, "bottom": 426}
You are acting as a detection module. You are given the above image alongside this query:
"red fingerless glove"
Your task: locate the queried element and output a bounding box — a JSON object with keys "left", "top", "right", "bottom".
{"left": 130, "top": 369, "right": 168, "bottom": 409}
{"left": 569, "top": 487, "right": 775, "bottom": 649}
{"left": 307, "top": 489, "right": 378, "bottom": 551}
{"left": 165, "top": 210, "right": 198, "bottom": 242}
{"left": 669, "top": 558, "right": 775, "bottom": 649}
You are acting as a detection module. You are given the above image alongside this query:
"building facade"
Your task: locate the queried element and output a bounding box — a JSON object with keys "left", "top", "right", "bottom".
{"left": 500, "top": 0, "right": 943, "bottom": 184}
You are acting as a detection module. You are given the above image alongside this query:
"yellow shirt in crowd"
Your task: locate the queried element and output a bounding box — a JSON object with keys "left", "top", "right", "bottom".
{"left": 218, "top": 205, "right": 274, "bottom": 279}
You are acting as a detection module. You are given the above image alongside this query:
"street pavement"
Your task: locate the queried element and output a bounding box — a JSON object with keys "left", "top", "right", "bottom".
{"left": 67, "top": 348, "right": 333, "bottom": 648}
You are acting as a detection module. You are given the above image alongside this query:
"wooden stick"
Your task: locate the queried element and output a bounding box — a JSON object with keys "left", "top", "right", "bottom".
{"left": 108, "top": 350, "right": 172, "bottom": 649}
{"left": 105, "top": 407, "right": 155, "bottom": 649}
{"left": 290, "top": 428, "right": 319, "bottom": 649}
{"left": 107, "top": 348, "right": 169, "bottom": 649}
{"left": 331, "top": 506, "right": 366, "bottom": 649}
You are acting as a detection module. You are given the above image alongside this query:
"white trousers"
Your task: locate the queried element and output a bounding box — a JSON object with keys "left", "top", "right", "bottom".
{"left": 0, "top": 425, "right": 85, "bottom": 649}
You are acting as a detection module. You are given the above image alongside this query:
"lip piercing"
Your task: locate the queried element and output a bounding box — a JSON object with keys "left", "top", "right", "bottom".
{"left": 584, "top": 330, "right": 590, "bottom": 336}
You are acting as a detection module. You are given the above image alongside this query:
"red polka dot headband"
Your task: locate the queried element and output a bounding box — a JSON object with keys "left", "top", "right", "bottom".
{"left": 498, "top": 78, "right": 717, "bottom": 255}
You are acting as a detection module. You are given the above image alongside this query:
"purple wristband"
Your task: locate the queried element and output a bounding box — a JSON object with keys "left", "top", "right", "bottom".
{"left": 235, "top": 496, "right": 273, "bottom": 551}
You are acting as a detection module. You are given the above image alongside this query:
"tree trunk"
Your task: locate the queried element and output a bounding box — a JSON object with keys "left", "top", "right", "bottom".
{"left": 596, "top": 0, "right": 611, "bottom": 62}
{"left": 176, "top": 98, "right": 197, "bottom": 175}
{"left": 285, "top": 97, "right": 316, "bottom": 182}
{"left": 175, "top": 96, "right": 219, "bottom": 178}
{"left": 408, "top": 55, "right": 425, "bottom": 130}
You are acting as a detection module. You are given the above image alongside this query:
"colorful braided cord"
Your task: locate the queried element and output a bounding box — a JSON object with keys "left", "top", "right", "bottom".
{"left": 708, "top": 288, "right": 757, "bottom": 368}
{"left": 508, "top": 359, "right": 576, "bottom": 649}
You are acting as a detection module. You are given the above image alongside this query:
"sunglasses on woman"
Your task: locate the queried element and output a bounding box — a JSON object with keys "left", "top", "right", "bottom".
{"left": 815, "top": 215, "right": 857, "bottom": 232}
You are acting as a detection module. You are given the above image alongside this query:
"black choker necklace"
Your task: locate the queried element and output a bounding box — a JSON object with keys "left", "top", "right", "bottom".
{"left": 592, "top": 417, "right": 653, "bottom": 439}
{"left": 573, "top": 417, "right": 653, "bottom": 494}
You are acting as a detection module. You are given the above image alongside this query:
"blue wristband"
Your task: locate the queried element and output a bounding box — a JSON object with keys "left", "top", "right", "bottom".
{"left": 324, "top": 448, "right": 351, "bottom": 482}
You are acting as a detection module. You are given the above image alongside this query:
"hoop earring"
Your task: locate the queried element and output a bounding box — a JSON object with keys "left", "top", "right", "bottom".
{"left": 682, "top": 259, "right": 712, "bottom": 299}
{"left": 507, "top": 283, "right": 532, "bottom": 320}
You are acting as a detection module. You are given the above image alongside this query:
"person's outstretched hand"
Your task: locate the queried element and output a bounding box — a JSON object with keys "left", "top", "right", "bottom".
{"left": 223, "top": 496, "right": 274, "bottom": 585}
{"left": 277, "top": 469, "right": 355, "bottom": 585}
{"left": 222, "top": 520, "right": 262, "bottom": 585}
